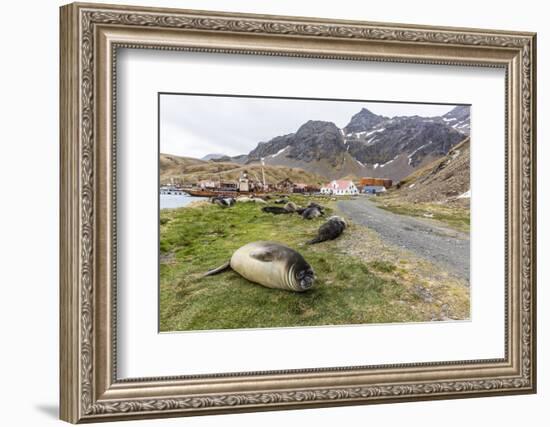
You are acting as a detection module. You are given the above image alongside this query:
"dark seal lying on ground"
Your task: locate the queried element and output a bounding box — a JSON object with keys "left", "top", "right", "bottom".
{"left": 306, "top": 216, "right": 347, "bottom": 244}
{"left": 301, "top": 206, "right": 323, "bottom": 219}
{"left": 203, "top": 241, "right": 315, "bottom": 292}
{"left": 262, "top": 206, "right": 291, "bottom": 214}
{"left": 296, "top": 202, "right": 324, "bottom": 215}
{"left": 307, "top": 202, "right": 325, "bottom": 212}
{"left": 262, "top": 202, "right": 297, "bottom": 215}
{"left": 211, "top": 196, "right": 235, "bottom": 208}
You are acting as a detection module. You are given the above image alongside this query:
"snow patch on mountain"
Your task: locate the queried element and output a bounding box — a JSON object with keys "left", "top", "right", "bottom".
{"left": 380, "top": 156, "right": 398, "bottom": 168}
{"left": 270, "top": 146, "right": 289, "bottom": 158}
{"left": 408, "top": 141, "right": 433, "bottom": 165}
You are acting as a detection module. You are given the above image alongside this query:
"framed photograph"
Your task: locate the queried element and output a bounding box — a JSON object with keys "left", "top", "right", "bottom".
{"left": 60, "top": 2, "right": 537, "bottom": 423}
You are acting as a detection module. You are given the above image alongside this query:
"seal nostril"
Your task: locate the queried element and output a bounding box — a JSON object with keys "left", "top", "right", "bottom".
{"left": 300, "top": 275, "right": 314, "bottom": 290}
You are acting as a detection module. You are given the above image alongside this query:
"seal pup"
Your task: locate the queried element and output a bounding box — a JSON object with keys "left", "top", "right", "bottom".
{"left": 307, "top": 202, "right": 325, "bottom": 212}
{"left": 306, "top": 216, "right": 347, "bottom": 244}
{"left": 211, "top": 197, "right": 226, "bottom": 208}
{"left": 237, "top": 196, "right": 267, "bottom": 204}
{"left": 250, "top": 197, "right": 267, "bottom": 204}
{"left": 262, "top": 202, "right": 298, "bottom": 215}
{"left": 301, "top": 206, "right": 323, "bottom": 219}
{"left": 274, "top": 198, "right": 289, "bottom": 204}
{"left": 211, "top": 197, "right": 235, "bottom": 208}
{"left": 284, "top": 201, "right": 298, "bottom": 212}
{"left": 262, "top": 206, "right": 292, "bottom": 214}
{"left": 203, "top": 241, "right": 315, "bottom": 292}
{"left": 236, "top": 196, "right": 252, "bottom": 203}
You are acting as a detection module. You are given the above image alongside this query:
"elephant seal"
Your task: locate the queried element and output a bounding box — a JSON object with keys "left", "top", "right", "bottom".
{"left": 301, "top": 206, "right": 323, "bottom": 219}
{"left": 262, "top": 206, "right": 291, "bottom": 215}
{"left": 262, "top": 202, "right": 298, "bottom": 215}
{"left": 250, "top": 197, "right": 267, "bottom": 204}
{"left": 203, "top": 241, "right": 315, "bottom": 292}
{"left": 237, "top": 196, "right": 267, "bottom": 204}
{"left": 211, "top": 196, "right": 235, "bottom": 207}
{"left": 307, "top": 216, "right": 347, "bottom": 244}
{"left": 284, "top": 202, "right": 298, "bottom": 212}
{"left": 236, "top": 196, "right": 252, "bottom": 202}
{"left": 307, "top": 202, "right": 325, "bottom": 212}
{"left": 274, "top": 198, "right": 289, "bottom": 204}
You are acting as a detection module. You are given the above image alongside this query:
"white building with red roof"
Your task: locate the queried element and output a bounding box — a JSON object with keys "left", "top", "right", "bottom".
{"left": 320, "top": 179, "right": 359, "bottom": 196}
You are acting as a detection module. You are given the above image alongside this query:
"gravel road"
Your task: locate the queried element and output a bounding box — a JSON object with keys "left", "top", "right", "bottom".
{"left": 337, "top": 197, "right": 470, "bottom": 281}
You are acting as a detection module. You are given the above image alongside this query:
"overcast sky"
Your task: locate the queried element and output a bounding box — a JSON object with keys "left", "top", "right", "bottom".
{"left": 160, "top": 94, "right": 459, "bottom": 159}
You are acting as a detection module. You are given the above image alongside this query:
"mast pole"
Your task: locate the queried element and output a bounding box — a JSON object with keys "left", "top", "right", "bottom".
{"left": 261, "top": 157, "right": 266, "bottom": 190}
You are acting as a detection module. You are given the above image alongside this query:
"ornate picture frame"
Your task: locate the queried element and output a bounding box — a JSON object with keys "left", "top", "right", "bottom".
{"left": 60, "top": 2, "right": 536, "bottom": 423}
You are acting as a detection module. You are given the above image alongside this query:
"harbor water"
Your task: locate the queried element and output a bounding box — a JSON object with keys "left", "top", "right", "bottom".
{"left": 160, "top": 194, "right": 207, "bottom": 209}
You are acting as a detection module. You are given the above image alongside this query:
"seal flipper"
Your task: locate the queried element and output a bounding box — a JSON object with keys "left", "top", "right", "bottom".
{"left": 305, "top": 236, "right": 322, "bottom": 245}
{"left": 202, "top": 262, "right": 231, "bottom": 277}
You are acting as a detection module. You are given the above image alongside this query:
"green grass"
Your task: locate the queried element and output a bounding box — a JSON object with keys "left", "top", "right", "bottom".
{"left": 368, "top": 260, "right": 398, "bottom": 274}
{"left": 375, "top": 202, "right": 470, "bottom": 233}
{"left": 159, "top": 196, "right": 449, "bottom": 331}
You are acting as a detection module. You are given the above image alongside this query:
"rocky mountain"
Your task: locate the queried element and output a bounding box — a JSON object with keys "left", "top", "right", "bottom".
{"left": 248, "top": 121, "right": 346, "bottom": 166}
{"left": 442, "top": 105, "right": 470, "bottom": 135}
{"left": 240, "top": 105, "right": 470, "bottom": 181}
{"left": 344, "top": 108, "right": 387, "bottom": 134}
{"left": 160, "top": 153, "right": 325, "bottom": 186}
{"left": 345, "top": 116, "right": 465, "bottom": 167}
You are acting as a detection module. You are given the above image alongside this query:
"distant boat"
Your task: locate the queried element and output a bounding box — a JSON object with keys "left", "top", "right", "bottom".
{"left": 160, "top": 186, "right": 188, "bottom": 196}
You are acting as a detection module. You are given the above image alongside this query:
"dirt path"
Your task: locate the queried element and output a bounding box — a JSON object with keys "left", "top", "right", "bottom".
{"left": 337, "top": 197, "right": 470, "bottom": 281}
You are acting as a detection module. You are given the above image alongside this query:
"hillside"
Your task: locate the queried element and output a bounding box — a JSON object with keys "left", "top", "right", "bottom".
{"left": 387, "top": 137, "right": 470, "bottom": 206}
{"left": 160, "top": 153, "right": 326, "bottom": 185}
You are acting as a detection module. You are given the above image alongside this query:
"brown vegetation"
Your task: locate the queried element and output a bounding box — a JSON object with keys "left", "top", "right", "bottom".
{"left": 389, "top": 137, "right": 470, "bottom": 207}
{"left": 160, "top": 153, "right": 327, "bottom": 186}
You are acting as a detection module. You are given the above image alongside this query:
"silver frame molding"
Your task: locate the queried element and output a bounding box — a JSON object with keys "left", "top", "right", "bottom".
{"left": 60, "top": 2, "right": 537, "bottom": 423}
